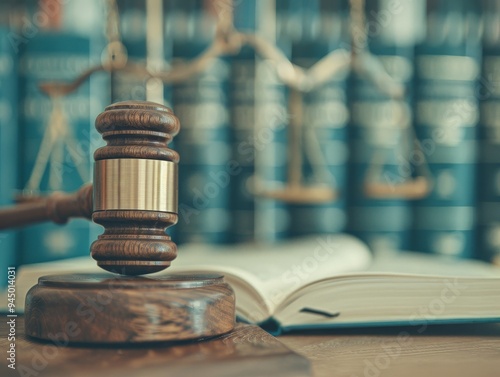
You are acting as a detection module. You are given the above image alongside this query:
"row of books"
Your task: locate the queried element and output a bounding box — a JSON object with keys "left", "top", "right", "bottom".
{"left": 0, "top": 0, "right": 109, "bottom": 290}
{"left": 1, "top": 0, "right": 499, "bottom": 288}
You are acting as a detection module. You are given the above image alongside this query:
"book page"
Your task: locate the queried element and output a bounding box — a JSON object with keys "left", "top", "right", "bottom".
{"left": 173, "top": 234, "right": 372, "bottom": 314}
{"left": 273, "top": 252, "right": 500, "bottom": 327}
{"left": 367, "top": 251, "right": 500, "bottom": 277}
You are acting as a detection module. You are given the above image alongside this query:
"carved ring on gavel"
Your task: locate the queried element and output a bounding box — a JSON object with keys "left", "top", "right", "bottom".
{"left": 0, "top": 101, "right": 180, "bottom": 276}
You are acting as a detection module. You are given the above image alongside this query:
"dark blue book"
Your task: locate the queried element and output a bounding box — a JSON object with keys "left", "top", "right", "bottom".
{"left": 317, "top": 0, "right": 350, "bottom": 43}
{"left": 230, "top": 45, "right": 258, "bottom": 242}
{"left": 477, "top": 0, "right": 500, "bottom": 262}
{"left": 0, "top": 26, "right": 19, "bottom": 287}
{"left": 347, "top": 0, "right": 422, "bottom": 254}
{"left": 18, "top": 32, "right": 103, "bottom": 264}
{"left": 114, "top": 0, "right": 173, "bottom": 106}
{"left": 276, "top": 0, "right": 303, "bottom": 44}
{"left": 172, "top": 4, "right": 230, "bottom": 244}
{"left": 233, "top": 0, "right": 256, "bottom": 31}
{"left": 113, "top": 0, "right": 147, "bottom": 102}
{"left": 253, "top": 44, "right": 291, "bottom": 242}
{"left": 413, "top": 0, "right": 481, "bottom": 258}
{"left": 287, "top": 1, "right": 350, "bottom": 237}
{"left": 348, "top": 46, "right": 415, "bottom": 254}
{"left": 229, "top": 1, "right": 265, "bottom": 243}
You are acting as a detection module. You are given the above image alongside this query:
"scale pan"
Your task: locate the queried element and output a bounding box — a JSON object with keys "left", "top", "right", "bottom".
{"left": 254, "top": 185, "right": 337, "bottom": 204}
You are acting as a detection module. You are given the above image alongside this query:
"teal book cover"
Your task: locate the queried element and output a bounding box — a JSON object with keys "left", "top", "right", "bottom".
{"left": 477, "top": 0, "right": 500, "bottom": 263}
{"left": 253, "top": 3, "right": 290, "bottom": 243}
{"left": 172, "top": 1, "right": 231, "bottom": 244}
{"left": 413, "top": 0, "right": 481, "bottom": 258}
{"left": 0, "top": 26, "right": 19, "bottom": 288}
{"left": 113, "top": 0, "right": 147, "bottom": 103}
{"left": 229, "top": 0, "right": 258, "bottom": 243}
{"left": 347, "top": 0, "right": 421, "bottom": 254}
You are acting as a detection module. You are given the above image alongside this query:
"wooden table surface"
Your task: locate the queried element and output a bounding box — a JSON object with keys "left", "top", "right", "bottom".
{"left": 2, "top": 318, "right": 500, "bottom": 377}
{"left": 0, "top": 319, "right": 311, "bottom": 377}
{"left": 280, "top": 323, "right": 500, "bottom": 377}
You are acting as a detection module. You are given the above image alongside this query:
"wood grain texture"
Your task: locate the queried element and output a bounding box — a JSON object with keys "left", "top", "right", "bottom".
{"left": 91, "top": 211, "right": 178, "bottom": 275}
{"left": 92, "top": 101, "right": 180, "bottom": 275}
{"left": 24, "top": 273, "right": 235, "bottom": 343}
{"left": 280, "top": 324, "right": 500, "bottom": 377}
{"left": 0, "top": 320, "right": 311, "bottom": 377}
{"left": 0, "top": 184, "right": 93, "bottom": 230}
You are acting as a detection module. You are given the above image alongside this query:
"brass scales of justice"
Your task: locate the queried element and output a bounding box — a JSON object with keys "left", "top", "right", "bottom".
{"left": 0, "top": 0, "right": 431, "bottom": 343}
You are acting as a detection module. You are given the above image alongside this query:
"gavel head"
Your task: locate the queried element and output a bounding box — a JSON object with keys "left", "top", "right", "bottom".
{"left": 91, "top": 101, "right": 180, "bottom": 275}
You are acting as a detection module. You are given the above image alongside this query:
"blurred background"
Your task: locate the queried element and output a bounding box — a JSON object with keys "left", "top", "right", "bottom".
{"left": 0, "top": 0, "right": 499, "bottom": 287}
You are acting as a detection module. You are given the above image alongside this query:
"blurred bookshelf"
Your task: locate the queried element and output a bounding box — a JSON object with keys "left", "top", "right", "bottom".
{"left": 1, "top": 0, "right": 500, "bottom": 287}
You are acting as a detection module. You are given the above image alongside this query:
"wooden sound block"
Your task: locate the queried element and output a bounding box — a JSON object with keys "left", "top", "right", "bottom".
{"left": 25, "top": 273, "right": 235, "bottom": 344}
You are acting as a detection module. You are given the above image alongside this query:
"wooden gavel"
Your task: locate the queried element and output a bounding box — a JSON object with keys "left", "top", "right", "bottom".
{"left": 0, "top": 101, "right": 180, "bottom": 275}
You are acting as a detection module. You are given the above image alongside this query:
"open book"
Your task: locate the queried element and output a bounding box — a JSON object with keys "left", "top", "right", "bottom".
{"left": 4, "top": 235, "right": 500, "bottom": 332}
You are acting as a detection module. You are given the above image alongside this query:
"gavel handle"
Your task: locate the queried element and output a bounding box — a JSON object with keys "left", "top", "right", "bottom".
{"left": 0, "top": 184, "right": 93, "bottom": 230}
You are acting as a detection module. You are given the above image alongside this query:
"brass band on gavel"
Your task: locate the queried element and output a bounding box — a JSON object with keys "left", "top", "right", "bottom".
{"left": 93, "top": 159, "right": 178, "bottom": 213}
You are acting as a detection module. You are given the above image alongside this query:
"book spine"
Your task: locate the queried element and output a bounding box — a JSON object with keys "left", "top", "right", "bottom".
{"left": 229, "top": 1, "right": 258, "bottom": 243}
{"left": 232, "top": 0, "right": 256, "bottom": 31}
{"left": 113, "top": 0, "right": 147, "bottom": 102}
{"left": 348, "top": 49, "right": 414, "bottom": 253}
{"left": 19, "top": 32, "right": 97, "bottom": 264}
{"left": 347, "top": 0, "right": 422, "bottom": 254}
{"left": 230, "top": 46, "right": 258, "bottom": 243}
{"left": 0, "top": 27, "right": 19, "bottom": 287}
{"left": 114, "top": 0, "right": 174, "bottom": 106}
{"left": 477, "top": 0, "right": 500, "bottom": 262}
{"left": 276, "top": 0, "right": 302, "bottom": 44}
{"left": 413, "top": 0, "right": 481, "bottom": 258}
{"left": 288, "top": 1, "right": 350, "bottom": 237}
{"left": 173, "top": 5, "right": 230, "bottom": 244}
{"left": 253, "top": 6, "right": 290, "bottom": 243}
